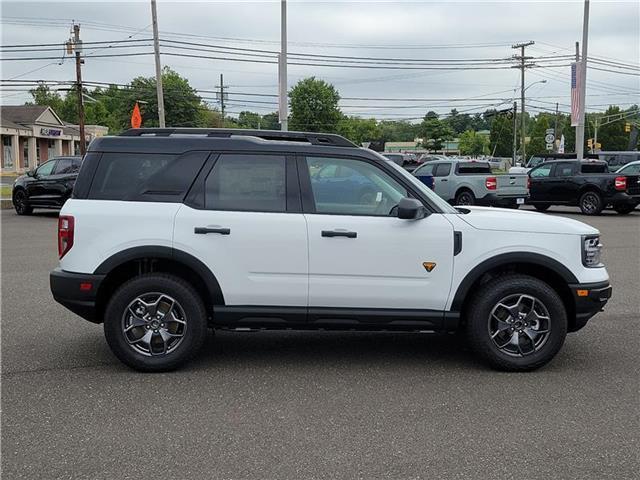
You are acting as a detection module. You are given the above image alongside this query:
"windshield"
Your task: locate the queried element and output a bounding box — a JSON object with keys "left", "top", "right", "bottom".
{"left": 381, "top": 157, "right": 458, "bottom": 213}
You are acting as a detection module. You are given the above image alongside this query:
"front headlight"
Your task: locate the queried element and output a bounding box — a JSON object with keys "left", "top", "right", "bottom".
{"left": 582, "top": 235, "right": 603, "bottom": 267}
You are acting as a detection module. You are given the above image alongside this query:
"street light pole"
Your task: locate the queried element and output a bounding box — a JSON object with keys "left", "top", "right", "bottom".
{"left": 575, "top": 0, "right": 590, "bottom": 160}
{"left": 279, "top": 0, "right": 288, "bottom": 131}
{"left": 512, "top": 41, "right": 535, "bottom": 163}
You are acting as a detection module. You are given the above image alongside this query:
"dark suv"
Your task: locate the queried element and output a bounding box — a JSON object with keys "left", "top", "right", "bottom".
{"left": 12, "top": 156, "right": 82, "bottom": 215}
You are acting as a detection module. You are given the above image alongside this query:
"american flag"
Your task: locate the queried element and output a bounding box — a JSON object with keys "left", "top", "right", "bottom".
{"left": 571, "top": 62, "right": 581, "bottom": 126}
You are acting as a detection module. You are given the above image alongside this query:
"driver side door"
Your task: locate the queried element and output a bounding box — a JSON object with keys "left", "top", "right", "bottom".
{"left": 300, "top": 155, "right": 454, "bottom": 320}
{"left": 26, "top": 159, "right": 58, "bottom": 205}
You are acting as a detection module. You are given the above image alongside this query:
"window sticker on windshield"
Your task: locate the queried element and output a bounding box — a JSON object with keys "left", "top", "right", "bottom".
{"left": 376, "top": 192, "right": 382, "bottom": 203}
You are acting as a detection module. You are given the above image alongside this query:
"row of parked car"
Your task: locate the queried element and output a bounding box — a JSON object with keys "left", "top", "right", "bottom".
{"left": 382, "top": 152, "right": 640, "bottom": 215}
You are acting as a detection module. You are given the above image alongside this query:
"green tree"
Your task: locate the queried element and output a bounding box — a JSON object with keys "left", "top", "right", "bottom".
{"left": 260, "top": 112, "right": 280, "bottom": 130}
{"left": 458, "top": 130, "right": 489, "bottom": 157}
{"left": 420, "top": 115, "right": 454, "bottom": 151}
{"left": 289, "top": 77, "right": 341, "bottom": 132}
{"left": 595, "top": 106, "right": 636, "bottom": 151}
{"left": 336, "top": 116, "right": 380, "bottom": 145}
{"left": 445, "top": 109, "right": 472, "bottom": 134}
{"left": 528, "top": 115, "right": 550, "bottom": 156}
{"left": 27, "top": 83, "right": 64, "bottom": 113}
{"left": 377, "top": 120, "right": 420, "bottom": 142}
{"left": 489, "top": 113, "right": 514, "bottom": 157}
{"left": 237, "top": 111, "right": 263, "bottom": 129}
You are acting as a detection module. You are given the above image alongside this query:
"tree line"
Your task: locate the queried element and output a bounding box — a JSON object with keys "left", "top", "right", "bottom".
{"left": 26, "top": 68, "right": 638, "bottom": 156}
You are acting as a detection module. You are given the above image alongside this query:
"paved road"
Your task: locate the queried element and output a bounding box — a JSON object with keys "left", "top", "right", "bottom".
{"left": 2, "top": 207, "right": 639, "bottom": 479}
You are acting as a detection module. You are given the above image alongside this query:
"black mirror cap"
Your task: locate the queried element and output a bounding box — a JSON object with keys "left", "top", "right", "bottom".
{"left": 397, "top": 197, "right": 427, "bottom": 220}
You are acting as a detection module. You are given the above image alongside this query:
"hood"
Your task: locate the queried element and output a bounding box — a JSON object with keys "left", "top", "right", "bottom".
{"left": 456, "top": 206, "right": 599, "bottom": 235}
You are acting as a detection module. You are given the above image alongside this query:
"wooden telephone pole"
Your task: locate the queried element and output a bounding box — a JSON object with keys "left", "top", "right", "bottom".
{"left": 69, "top": 24, "right": 86, "bottom": 155}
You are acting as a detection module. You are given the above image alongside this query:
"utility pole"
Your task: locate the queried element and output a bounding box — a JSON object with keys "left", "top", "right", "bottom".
{"left": 512, "top": 101, "right": 518, "bottom": 165}
{"left": 72, "top": 24, "right": 86, "bottom": 156}
{"left": 279, "top": 0, "right": 288, "bottom": 131}
{"left": 217, "top": 73, "right": 226, "bottom": 123}
{"left": 554, "top": 102, "right": 559, "bottom": 151}
{"left": 512, "top": 41, "right": 535, "bottom": 164}
{"left": 575, "top": 0, "right": 590, "bottom": 160}
{"left": 150, "top": 0, "right": 166, "bottom": 127}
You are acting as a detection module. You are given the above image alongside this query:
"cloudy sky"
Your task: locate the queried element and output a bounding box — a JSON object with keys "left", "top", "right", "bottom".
{"left": 1, "top": 0, "right": 639, "bottom": 120}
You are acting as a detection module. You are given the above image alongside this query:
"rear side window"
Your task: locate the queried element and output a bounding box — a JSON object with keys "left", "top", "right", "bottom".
{"left": 556, "top": 163, "right": 575, "bottom": 177}
{"left": 88, "top": 151, "right": 208, "bottom": 201}
{"left": 204, "top": 154, "right": 286, "bottom": 212}
{"left": 54, "top": 158, "right": 79, "bottom": 174}
{"left": 456, "top": 162, "right": 492, "bottom": 174}
{"left": 581, "top": 163, "right": 607, "bottom": 174}
{"left": 434, "top": 163, "right": 451, "bottom": 177}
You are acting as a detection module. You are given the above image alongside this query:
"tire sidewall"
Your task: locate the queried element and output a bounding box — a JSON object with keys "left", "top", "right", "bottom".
{"left": 579, "top": 191, "right": 603, "bottom": 215}
{"left": 456, "top": 190, "right": 475, "bottom": 206}
{"left": 104, "top": 274, "right": 207, "bottom": 372}
{"left": 13, "top": 190, "right": 32, "bottom": 215}
{"left": 466, "top": 276, "right": 567, "bottom": 371}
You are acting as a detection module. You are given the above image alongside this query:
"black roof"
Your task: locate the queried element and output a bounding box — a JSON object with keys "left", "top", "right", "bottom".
{"left": 89, "top": 128, "right": 367, "bottom": 157}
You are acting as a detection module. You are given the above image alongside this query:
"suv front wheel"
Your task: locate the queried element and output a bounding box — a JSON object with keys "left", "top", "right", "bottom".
{"left": 465, "top": 274, "right": 567, "bottom": 371}
{"left": 104, "top": 274, "right": 208, "bottom": 372}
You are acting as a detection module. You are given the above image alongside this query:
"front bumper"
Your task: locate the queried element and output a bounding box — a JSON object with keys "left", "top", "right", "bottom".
{"left": 50, "top": 268, "right": 105, "bottom": 323}
{"left": 568, "top": 280, "right": 612, "bottom": 332}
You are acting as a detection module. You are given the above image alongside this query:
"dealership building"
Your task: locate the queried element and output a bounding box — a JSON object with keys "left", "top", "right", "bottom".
{"left": 0, "top": 105, "right": 108, "bottom": 173}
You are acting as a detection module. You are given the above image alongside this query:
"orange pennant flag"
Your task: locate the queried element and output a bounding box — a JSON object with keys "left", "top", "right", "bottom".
{"left": 131, "top": 102, "right": 142, "bottom": 129}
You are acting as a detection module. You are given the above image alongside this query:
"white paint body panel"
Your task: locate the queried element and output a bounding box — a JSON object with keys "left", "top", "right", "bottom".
{"left": 59, "top": 199, "right": 180, "bottom": 273}
{"left": 305, "top": 213, "right": 454, "bottom": 309}
{"left": 173, "top": 205, "right": 308, "bottom": 306}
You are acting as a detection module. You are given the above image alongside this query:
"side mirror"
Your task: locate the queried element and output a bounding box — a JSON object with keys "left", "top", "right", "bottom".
{"left": 397, "top": 197, "right": 427, "bottom": 220}
{"left": 26, "top": 170, "right": 35, "bottom": 177}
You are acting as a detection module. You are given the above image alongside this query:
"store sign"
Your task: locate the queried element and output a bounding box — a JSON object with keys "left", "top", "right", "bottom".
{"left": 40, "top": 128, "right": 62, "bottom": 137}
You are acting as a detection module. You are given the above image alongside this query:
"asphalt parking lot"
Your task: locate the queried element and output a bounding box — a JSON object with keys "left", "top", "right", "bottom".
{"left": 1, "top": 206, "right": 639, "bottom": 479}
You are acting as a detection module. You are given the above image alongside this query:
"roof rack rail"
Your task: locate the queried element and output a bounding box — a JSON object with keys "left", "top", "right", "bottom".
{"left": 119, "top": 128, "right": 357, "bottom": 148}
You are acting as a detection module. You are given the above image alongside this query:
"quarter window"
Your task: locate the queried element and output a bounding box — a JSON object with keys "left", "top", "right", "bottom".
{"left": 306, "top": 156, "right": 407, "bottom": 216}
{"left": 205, "top": 154, "right": 286, "bottom": 212}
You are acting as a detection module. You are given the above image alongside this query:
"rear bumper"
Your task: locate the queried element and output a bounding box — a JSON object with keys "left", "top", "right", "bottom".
{"left": 478, "top": 193, "right": 529, "bottom": 207}
{"left": 608, "top": 192, "right": 640, "bottom": 206}
{"left": 568, "top": 280, "right": 612, "bottom": 332}
{"left": 50, "top": 268, "right": 105, "bottom": 323}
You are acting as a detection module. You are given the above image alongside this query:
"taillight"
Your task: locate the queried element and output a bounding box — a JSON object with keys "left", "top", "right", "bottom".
{"left": 485, "top": 176, "right": 497, "bottom": 190}
{"left": 58, "top": 215, "right": 74, "bottom": 258}
{"left": 614, "top": 176, "right": 627, "bottom": 191}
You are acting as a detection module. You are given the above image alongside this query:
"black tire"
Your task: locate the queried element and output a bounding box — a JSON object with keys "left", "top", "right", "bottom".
{"left": 104, "top": 273, "right": 208, "bottom": 372}
{"left": 13, "top": 189, "right": 33, "bottom": 215}
{"left": 455, "top": 189, "right": 476, "bottom": 206}
{"left": 465, "top": 274, "right": 567, "bottom": 372}
{"left": 613, "top": 203, "right": 635, "bottom": 215}
{"left": 533, "top": 204, "right": 550, "bottom": 212}
{"left": 579, "top": 190, "right": 604, "bottom": 215}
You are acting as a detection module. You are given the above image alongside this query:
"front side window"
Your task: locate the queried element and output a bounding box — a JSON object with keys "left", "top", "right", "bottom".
{"left": 530, "top": 164, "right": 553, "bottom": 178}
{"left": 205, "top": 154, "right": 286, "bottom": 212}
{"left": 36, "top": 160, "right": 56, "bottom": 177}
{"left": 54, "top": 158, "right": 77, "bottom": 174}
{"left": 306, "top": 156, "right": 407, "bottom": 216}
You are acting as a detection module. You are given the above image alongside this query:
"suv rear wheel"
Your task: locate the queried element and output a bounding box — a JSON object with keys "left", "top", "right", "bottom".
{"left": 465, "top": 274, "right": 567, "bottom": 371}
{"left": 104, "top": 274, "right": 207, "bottom": 372}
{"left": 579, "top": 191, "right": 604, "bottom": 215}
{"left": 455, "top": 190, "right": 475, "bottom": 206}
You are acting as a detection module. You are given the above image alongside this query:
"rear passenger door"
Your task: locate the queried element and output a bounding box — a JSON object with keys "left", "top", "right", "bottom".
{"left": 552, "top": 162, "right": 578, "bottom": 203}
{"left": 432, "top": 163, "right": 452, "bottom": 199}
{"left": 173, "top": 153, "right": 308, "bottom": 312}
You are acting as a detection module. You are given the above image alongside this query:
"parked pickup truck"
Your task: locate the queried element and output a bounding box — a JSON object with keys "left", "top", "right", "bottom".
{"left": 527, "top": 160, "right": 640, "bottom": 215}
{"left": 413, "top": 159, "right": 529, "bottom": 207}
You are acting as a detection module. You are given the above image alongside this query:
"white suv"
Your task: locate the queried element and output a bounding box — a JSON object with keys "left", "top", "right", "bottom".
{"left": 50, "top": 129, "right": 612, "bottom": 372}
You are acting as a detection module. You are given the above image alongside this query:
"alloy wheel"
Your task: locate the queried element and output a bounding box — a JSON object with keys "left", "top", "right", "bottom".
{"left": 581, "top": 193, "right": 599, "bottom": 214}
{"left": 487, "top": 294, "right": 551, "bottom": 357}
{"left": 14, "top": 191, "right": 26, "bottom": 214}
{"left": 121, "top": 293, "right": 187, "bottom": 356}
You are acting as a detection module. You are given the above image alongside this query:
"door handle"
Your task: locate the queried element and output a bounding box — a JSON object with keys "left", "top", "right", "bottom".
{"left": 321, "top": 230, "right": 357, "bottom": 238}
{"left": 440, "top": 178, "right": 448, "bottom": 182}
{"left": 194, "top": 226, "right": 230, "bottom": 235}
